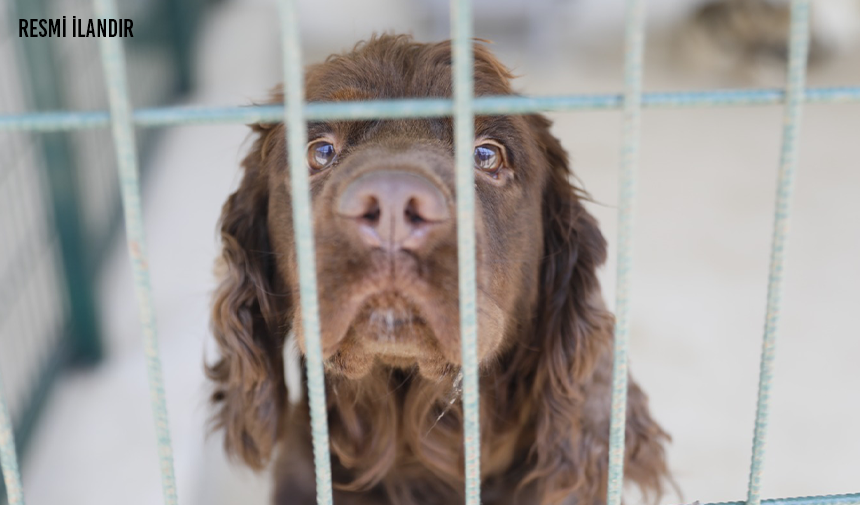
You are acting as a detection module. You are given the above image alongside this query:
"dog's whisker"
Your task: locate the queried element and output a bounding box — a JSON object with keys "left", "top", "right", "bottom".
{"left": 424, "top": 370, "right": 463, "bottom": 437}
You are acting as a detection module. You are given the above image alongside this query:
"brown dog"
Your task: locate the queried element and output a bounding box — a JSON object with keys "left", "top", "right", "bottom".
{"left": 208, "top": 34, "right": 669, "bottom": 505}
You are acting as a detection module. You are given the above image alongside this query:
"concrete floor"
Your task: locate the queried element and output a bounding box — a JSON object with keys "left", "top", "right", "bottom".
{"left": 21, "top": 1, "right": 860, "bottom": 504}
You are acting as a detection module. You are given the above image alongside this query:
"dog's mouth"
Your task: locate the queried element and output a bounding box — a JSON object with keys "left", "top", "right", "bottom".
{"left": 351, "top": 292, "right": 433, "bottom": 355}
{"left": 324, "top": 290, "right": 454, "bottom": 378}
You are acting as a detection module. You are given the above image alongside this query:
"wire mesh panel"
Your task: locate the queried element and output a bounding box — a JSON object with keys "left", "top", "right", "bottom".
{"left": 0, "top": 0, "right": 71, "bottom": 487}
{"left": 22, "top": 0, "right": 190, "bottom": 277}
{"left": 45, "top": 0, "right": 184, "bottom": 254}
{"left": 1, "top": 0, "right": 860, "bottom": 504}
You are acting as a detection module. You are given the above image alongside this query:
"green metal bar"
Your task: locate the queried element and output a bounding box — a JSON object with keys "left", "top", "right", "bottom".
{"left": 451, "top": 0, "right": 481, "bottom": 503}
{"left": 747, "top": 3, "right": 811, "bottom": 505}
{"left": 277, "top": 1, "right": 333, "bottom": 504}
{"left": 606, "top": 0, "right": 645, "bottom": 504}
{"left": 165, "top": 0, "right": 196, "bottom": 94}
{"left": 91, "top": 0, "right": 178, "bottom": 504}
{"left": 0, "top": 372, "right": 24, "bottom": 505}
{"left": 2, "top": 86, "right": 859, "bottom": 133}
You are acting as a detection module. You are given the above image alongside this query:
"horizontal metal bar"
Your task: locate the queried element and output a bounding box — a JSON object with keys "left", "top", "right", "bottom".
{"left": 1, "top": 86, "right": 858, "bottom": 132}
{"left": 709, "top": 493, "right": 860, "bottom": 505}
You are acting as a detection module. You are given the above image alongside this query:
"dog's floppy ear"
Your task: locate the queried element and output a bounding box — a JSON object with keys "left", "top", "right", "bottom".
{"left": 207, "top": 124, "right": 291, "bottom": 469}
{"left": 518, "top": 115, "right": 669, "bottom": 504}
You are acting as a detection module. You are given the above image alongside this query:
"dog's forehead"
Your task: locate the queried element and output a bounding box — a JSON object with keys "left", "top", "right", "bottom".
{"left": 305, "top": 39, "right": 513, "bottom": 102}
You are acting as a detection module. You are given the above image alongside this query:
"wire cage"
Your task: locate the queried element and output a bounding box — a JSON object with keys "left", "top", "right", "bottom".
{"left": 1, "top": 0, "right": 859, "bottom": 504}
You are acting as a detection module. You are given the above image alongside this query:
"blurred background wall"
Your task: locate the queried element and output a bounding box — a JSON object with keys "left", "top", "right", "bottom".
{"left": 1, "top": 0, "right": 859, "bottom": 504}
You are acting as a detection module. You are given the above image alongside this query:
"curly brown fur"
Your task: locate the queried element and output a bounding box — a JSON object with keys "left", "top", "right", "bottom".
{"left": 208, "top": 34, "right": 670, "bottom": 505}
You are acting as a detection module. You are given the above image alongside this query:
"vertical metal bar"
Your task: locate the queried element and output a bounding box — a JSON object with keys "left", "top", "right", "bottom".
{"left": 91, "top": 0, "right": 178, "bottom": 504}
{"left": 747, "top": 3, "right": 810, "bottom": 505}
{"left": 278, "top": 1, "right": 333, "bottom": 504}
{"left": 450, "top": 0, "right": 481, "bottom": 503}
{"left": 606, "top": 0, "right": 645, "bottom": 504}
{"left": 0, "top": 372, "right": 24, "bottom": 505}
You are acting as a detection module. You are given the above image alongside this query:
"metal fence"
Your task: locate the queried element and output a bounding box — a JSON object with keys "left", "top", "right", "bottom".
{"left": 0, "top": 0, "right": 859, "bottom": 504}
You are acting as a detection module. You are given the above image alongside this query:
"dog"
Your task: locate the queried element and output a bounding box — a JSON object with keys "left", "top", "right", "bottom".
{"left": 673, "top": 0, "right": 860, "bottom": 83}
{"left": 207, "top": 34, "right": 670, "bottom": 505}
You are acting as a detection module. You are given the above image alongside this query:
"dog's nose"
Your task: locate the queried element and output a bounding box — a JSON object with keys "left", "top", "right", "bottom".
{"left": 337, "top": 170, "right": 449, "bottom": 251}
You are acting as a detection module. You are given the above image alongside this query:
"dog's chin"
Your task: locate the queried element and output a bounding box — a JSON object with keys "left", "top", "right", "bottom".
{"left": 323, "top": 292, "right": 456, "bottom": 380}
{"left": 327, "top": 348, "right": 454, "bottom": 381}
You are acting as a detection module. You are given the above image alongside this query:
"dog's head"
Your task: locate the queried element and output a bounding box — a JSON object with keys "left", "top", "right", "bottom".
{"left": 276, "top": 38, "right": 568, "bottom": 380}
{"left": 208, "top": 35, "right": 621, "bottom": 490}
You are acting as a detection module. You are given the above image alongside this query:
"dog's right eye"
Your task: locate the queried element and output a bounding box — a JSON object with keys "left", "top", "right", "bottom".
{"left": 307, "top": 140, "right": 337, "bottom": 171}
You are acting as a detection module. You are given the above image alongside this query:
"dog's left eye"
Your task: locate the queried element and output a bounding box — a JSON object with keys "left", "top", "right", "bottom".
{"left": 473, "top": 143, "right": 503, "bottom": 173}
{"left": 307, "top": 140, "right": 337, "bottom": 171}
